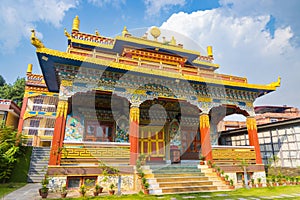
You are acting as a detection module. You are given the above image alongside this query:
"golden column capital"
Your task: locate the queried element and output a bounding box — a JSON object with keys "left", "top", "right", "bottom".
{"left": 130, "top": 106, "right": 140, "bottom": 123}
{"left": 56, "top": 100, "right": 68, "bottom": 118}
{"left": 246, "top": 116, "right": 257, "bottom": 131}
{"left": 199, "top": 113, "right": 210, "bottom": 129}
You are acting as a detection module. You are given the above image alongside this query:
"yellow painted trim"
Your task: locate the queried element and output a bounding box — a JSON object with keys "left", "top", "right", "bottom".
{"left": 70, "top": 37, "right": 114, "bottom": 49}
{"left": 192, "top": 59, "right": 220, "bottom": 68}
{"left": 36, "top": 48, "right": 277, "bottom": 91}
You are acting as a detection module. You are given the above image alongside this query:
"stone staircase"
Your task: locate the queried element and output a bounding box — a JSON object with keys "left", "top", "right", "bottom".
{"left": 142, "top": 161, "right": 230, "bottom": 194}
{"left": 27, "top": 147, "right": 51, "bottom": 183}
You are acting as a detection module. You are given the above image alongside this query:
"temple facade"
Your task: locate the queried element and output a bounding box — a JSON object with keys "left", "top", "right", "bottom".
{"left": 28, "top": 16, "right": 280, "bottom": 192}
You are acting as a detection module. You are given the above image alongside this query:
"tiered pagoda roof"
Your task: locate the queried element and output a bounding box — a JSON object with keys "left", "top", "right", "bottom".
{"left": 31, "top": 16, "right": 280, "bottom": 96}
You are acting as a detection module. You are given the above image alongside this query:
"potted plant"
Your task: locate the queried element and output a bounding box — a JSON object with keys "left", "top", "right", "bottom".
{"left": 251, "top": 178, "right": 255, "bottom": 188}
{"left": 290, "top": 177, "right": 295, "bottom": 185}
{"left": 94, "top": 183, "right": 103, "bottom": 196}
{"left": 39, "top": 176, "right": 49, "bottom": 199}
{"left": 211, "top": 163, "right": 216, "bottom": 172}
{"left": 199, "top": 154, "right": 205, "bottom": 165}
{"left": 271, "top": 176, "right": 277, "bottom": 186}
{"left": 109, "top": 183, "right": 115, "bottom": 195}
{"left": 79, "top": 184, "right": 86, "bottom": 197}
{"left": 207, "top": 160, "right": 212, "bottom": 168}
{"left": 141, "top": 177, "right": 147, "bottom": 188}
{"left": 225, "top": 175, "right": 230, "bottom": 185}
{"left": 295, "top": 177, "right": 300, "bottom": 185}
{"left": 143, "top": 182, "right": 150, "bottom": 195}
{"left": 229, "top": 179, "right": 235, "bottom": 189}
{"left": 60, "top": 184, "right": 68, "bottom": 198}
{"left": 285, "top": 176, "right": 290, "bottom": 185}
{"left": 220, "top": 170, "right": 225, "bottom": 181}
{"left": 257, "top": 177, "right": 262, "bottom": 187}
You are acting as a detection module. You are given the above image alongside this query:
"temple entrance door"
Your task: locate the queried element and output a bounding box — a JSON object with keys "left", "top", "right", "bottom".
{"left": 180, "top": 129, "right": 201, "bottom": 160}
{"left": 139, "top": 128, "right": 165, "bottom": 162}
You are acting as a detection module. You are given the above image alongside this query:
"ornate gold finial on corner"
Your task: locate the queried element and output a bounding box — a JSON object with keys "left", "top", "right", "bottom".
{"left": 27, "top": 64, "right": 33, "bottom": 74}
{"left": 64, "top": 28, "right": 71, "bottom": 38}
{"left": 122, "top": 26, "right": 129, "bottom": 37}
{"left": 207, "top": 46, "right": 213, "bottom": 57}
{"left": 267, "top": 76, "right": 281, "bottom": 88}
{"left": 95, "top": 29, "right": 100, "bottom": 36}
{"left": 170, "top": 36, "right": 176, "bottom": 45}
{"left": 72, "top": 15, "right": 80, "bottom": 32}
{"left": 30, "top": 29, "right": 45, "bottom": 48}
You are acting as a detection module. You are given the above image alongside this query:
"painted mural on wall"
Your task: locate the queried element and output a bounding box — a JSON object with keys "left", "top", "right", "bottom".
{"left": 169, "top": 120, "right": 182, "bottom": 151}
{"left": 64, "top": 112, "right": 84, "bottom": 141}
{"left": 115, "top": 116, "right": 129, "bottom": 143}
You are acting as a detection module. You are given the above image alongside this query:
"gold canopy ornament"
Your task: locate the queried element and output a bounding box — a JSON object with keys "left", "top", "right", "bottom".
{"left": 30, "top": 30, "right": 45, "bottom": 48}
{"left": 64, "top": 28, "right": 71, "bottom": 38}
{"left": 267, "top": 76, "right": 281, "bottom": 88}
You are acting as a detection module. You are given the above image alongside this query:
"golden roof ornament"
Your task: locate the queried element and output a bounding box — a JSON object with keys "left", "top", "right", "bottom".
{"left": 27, "top": 64, "right": 32, "bottom": 74}
{"left": 267, "top": 76, "right": 281, "bottom": 87}
{"left": 95, "top": 29, "right": 100, "bottom": 36}
{"left": 150, "top": 26, "right": 161, "bottom": 41}
{"left": 122, "top": 26, "right": 129, "bottom": 37}
{"left": 30, "top": 30, "right": 45, "bottom": 49}
{"left": 64, "top": 28, "right": 70, "bottom": 38}
{"left": 72, "top": 15, "right": 80, "bottom": 32}
{"left": 170, "top": 36, "right": 176, "bottom": 45}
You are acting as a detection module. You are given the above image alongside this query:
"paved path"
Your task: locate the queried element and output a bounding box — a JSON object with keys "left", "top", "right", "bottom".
{"left": 3, "top": 183, "right": 41, "bottom": 200}
{"left": 3, "top": 184, "right": 300, "bottom": 200}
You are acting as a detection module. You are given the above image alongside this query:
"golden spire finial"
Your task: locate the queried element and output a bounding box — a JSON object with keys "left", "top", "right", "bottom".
{"left": 170, "top": 36, "right": 176, "bottom": 45}
{"left": 30, "top": 29, "right": 45, "bottom": 48}
{"left": 267, "top": 76, "right": 281, "bottom": 88}
{"left": 122, "top": 26, "right": 128, "bottom": 37}
{"left": 95, "top": 29, "right": 100, "bottom": 36}
{"left": 207, "top": 46, "right": 213, "bottom": 57}
{"left": 64, "top": 28, "right": 70, "bottom": 38}
{"left": 72, "top": 15, "right": 80, "bottom": 32}
{"left": 27, "top": 64, "right": 32, "bottom": 74}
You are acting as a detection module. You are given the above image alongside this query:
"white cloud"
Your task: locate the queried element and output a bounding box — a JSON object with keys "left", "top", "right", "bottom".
{"left": 160, "top": 8, "right": 300, "bottom": 108}
{"left": 144, "top": 0, "right": 186, "bottom": 17}
{"left": 0, "top": 0, "right": 78, "bottom": 53}
{"left": 87, "top": 0, "right": 126, "bottom": 8}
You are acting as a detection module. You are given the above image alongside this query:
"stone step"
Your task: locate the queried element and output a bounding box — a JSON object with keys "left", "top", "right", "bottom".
{"left": 155, "top": 176, "right": 209, "bottom": 182}
{"left": 161, "top": 185, "right": 218, "bottom": 194}
{"left": 146, "top": 172, "right": 205, "bottom": 178}
{"left": 159, "top": 180, "right": 214, "bottom": 188}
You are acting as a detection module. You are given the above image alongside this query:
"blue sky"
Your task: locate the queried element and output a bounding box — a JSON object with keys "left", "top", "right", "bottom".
{"left": 0, "top": 0, "right": 300, "bottom": 110}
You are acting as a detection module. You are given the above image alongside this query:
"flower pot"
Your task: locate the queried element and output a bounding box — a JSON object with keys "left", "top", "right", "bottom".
{"left": 144, "top": 189, "right": 150, "bottom": 195}
{"left": 229, "top": 185, "right": 235, "bottom": 189}
{"left": 258, "top": 183, "right": 262, "bottom": 187}
{"left": 199, "top": 161, "right": 205, "bottom": 165}
{"left": 97, "top": 187, "right": 103, "bottom": 194}
{"left": 109, "top": 190, "right": 115, "bottom": 195}
{"left": 93, "top": 191, "right": 99, "bottom": 196}
{"left": 61, "top": 192, "right": 67, "bottom": 198}
{"left": 39, "top": 188, "right": 49, "bottom": 199}
{"left": 225, "top": 181, "right": 230, "bottom": 185}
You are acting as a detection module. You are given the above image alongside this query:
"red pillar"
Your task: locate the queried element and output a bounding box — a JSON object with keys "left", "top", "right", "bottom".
{"left": 200, "top": 113, "right": 212, "bottom": 161}
{"left": 129, "top": 106, "right": 139, "bottom": 165}
{"left": 18, "top": 96, "right": 28, "bottom": 133}
{"left": 246, "top": 116, "right": 262, "bottom": 164}
{"left": 49, "top": 100, "right": 68, "bottom": 165}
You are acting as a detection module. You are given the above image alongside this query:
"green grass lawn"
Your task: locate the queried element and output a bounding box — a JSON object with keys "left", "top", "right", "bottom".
{"left": 0, "top": 183, "right": 26, "bottom": 198}
{"left": 49, "top": 185, "right": 300, "bottom": 200}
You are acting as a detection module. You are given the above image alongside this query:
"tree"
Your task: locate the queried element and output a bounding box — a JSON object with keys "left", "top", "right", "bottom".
{"left": 0, "top": 77, "right": 25, "bottom": 107}
{"left": 0, "top": 124, "right": 24, "bottom": 183}
{"left": 239, "top": 159, "right": 250, "bottom": 189}
{"left": 0, "top": 75, "right": 5, "bottom": 86}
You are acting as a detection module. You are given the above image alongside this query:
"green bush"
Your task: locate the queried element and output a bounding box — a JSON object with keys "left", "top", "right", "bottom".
{"left": 0, "top": 124, "right": 24, "bottom": 183}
